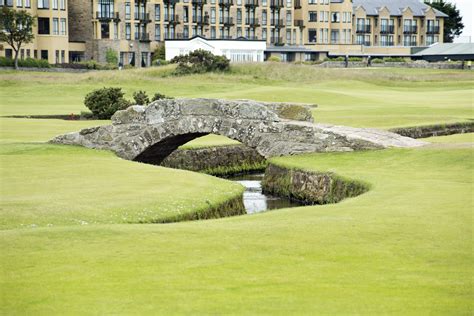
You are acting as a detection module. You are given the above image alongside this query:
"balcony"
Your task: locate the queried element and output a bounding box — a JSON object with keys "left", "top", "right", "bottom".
{"left": 294, "top": 0, "right": 301, "bottom": 9}
{"left": 245, "top": 18, "right": 260, "bottom": 26}
{"left": 356, "top": 25, "right": 371, "bottom": 33}
{"left": 270, "top": 36, "right": 284, "bottom": 45}
{"left": 245, "top": 0, "right": 259, "bottom": 7}
{"left": 192, "top": 0, "right": 207, "bottom": 6}
{"left": 138, "top": 13, "right": 151, "bottom": 23}
{"left": 218, "top": 0, "right": 233, "bottom": 6}
{"left": 271, "top": 19, "right": 285, "bottom": 28}
{"left": 164, "top": 33, "right": 186, "bottom": 40}
{"left": 163, "top": 0, "right": 180, "bottom": 4}
{"left": 294, "top": 19, "right": 304, "bottom": 28}
{"left": 220, "top": 17, "right": 234, "bottom": 26}
{"left": 193, "top": 15, "right": 210, "bottom": 25}
{"left": 403, "top": 41, "right": 417, "bottom": 46}
{"left": 403, "top": 26, "right": 418, "bottom": 34}
{"left": 426, "top": 26, "right": 440, "bottom": 34}
{"left": 270, "top": 0, "right": 284, "bottom": 8}
{"left": 96, "top": 11, "right": 120, "bottom": 21}
{"left": 165, "top": 15, "right": 180, "bottom": 24}
{"left": 138, "top": 33, "right": 151, "bottom": 42}
{"left": 380, "top": 25, "right": 394, "bottom": 34}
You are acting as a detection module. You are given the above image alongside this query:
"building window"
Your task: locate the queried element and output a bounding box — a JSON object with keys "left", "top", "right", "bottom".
{"left": 38, "top": 17, "right": 50, "bottom": 34}
{"left": 59, "top": 0, "right": 64, "bottom": 10}
{"left": 262, "top": 28, "right": 267, "bottom": 40}
{"left": 155, "top": 4, "right": 160, "bottom": 21}
{"left": 211, "top": 26, "right": 216, "bottom": 39}
{"left": 308, "top": 28, "right": 316, "bottom": 43}
{"left": 125, "top": 23, "right": 131, "bottom": 39}
{"left": 25, "top": 0, "right": 30, "bottom": 8}
{"left": 308, "top": 0, "right": 316, "bottom": 4}
{"left": 52, "top": 0, "right": 57, "bottom": 9}
{"left": 280, "top": 53, "right": 287, "bottom": 62}
{"left": 60, "top": 18, "right": 66, "bottom": 35}
{"left": 330, "top": 29, "right": 339, "bottom": 44}
{"left": 61, "top": 50, "right": 65, "bottom": 63}
{"left": 52, "top": 18, "right": 59, "bottom": 35}
{"left": 41, "top": 50, "right": 48, "bottom": 60}
{"left": 125, "top": 2, "right": 131, "bottom": 20}
{"left": 262, "top": 10, "right": 267, "bottom": 25}
{"left": 237, "top": 9, "right": 241, "bottom": 24}
{"left": 286, "top": 12, "right": 291, "bottom": 26}
{"left": 16, "top": 0, "right": 22, "bottom": 7}
{"left": 134, "top": 23, "right": 139, "bottom": 40}
{"left": 309, "top": 11, "right": 317, "bottom": 22}
{"left": 101, "top": 22, "right": 110, "bottom": 39}
{"left": 155, "top": 24, "right": 160, "bottom": 40}
{"left": 38, "top": 0, "right": 49, "bottom": 9}
{"left": 211, "top": 7, "right": 216, "bottom": 24}
{"left": 114, "top": 22, "right": 118, "bottom": 39}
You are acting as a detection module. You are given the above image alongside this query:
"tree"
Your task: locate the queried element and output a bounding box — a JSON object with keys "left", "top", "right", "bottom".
{"left": 0, "top": 7, "right": 36, "bottom": 69}
{"left": 425, "top": 0, "right": 464, "bottom": 43}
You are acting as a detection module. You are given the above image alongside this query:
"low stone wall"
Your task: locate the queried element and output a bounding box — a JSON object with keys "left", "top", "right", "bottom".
{"left": 161, "top": 144, "right": 267, "bottom": 176}
{"left": 262, "top": 164, "right": 369, "bottom": 205}
{"left": 389, "top": 121, "right": 474, "bottom": 139}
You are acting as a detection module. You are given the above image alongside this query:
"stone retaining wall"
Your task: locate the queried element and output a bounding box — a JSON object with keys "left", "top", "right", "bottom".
{"left": 315, "top": 61, "right": 467, "bottom": 70}
{"left": 389, "top": 121, "right": 474, "bottom": 139}
{"left": 161, "top": 144, "right": 267, "bottom": 176}
{"left": 262, "top": 164, "right": 369, "bottom": 205}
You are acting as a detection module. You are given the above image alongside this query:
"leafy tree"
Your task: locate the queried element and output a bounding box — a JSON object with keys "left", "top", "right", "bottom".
{"left": 84, "top": 87, "right": 131, "bottom": 119}
{"left": 105, "top": 48, "right": 118, "bottom": 65}
{"left": 151, "top": 43, "right": 166, "bottom": 62}
{"left": 425, "top": 0, "right": 464, "bottom": 43}
{"left": 170, "top": 49, "right": 230, "bottom": 75}
{"left": 0, "top": 7, "right": 36, "bottom": 69}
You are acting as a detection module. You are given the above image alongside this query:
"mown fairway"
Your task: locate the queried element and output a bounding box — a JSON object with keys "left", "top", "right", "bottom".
{"left": 0, "top": 64, "right": 472, "bottom": 314}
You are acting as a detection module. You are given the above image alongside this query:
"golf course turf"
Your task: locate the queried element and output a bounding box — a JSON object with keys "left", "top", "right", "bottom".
{"left": 0, "top": 64, "right": 472, "bottom": 314}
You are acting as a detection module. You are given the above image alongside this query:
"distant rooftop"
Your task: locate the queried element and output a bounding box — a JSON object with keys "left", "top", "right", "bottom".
{"left": 414, "top": 43, "right": 474, "bottom": 56}
{"left": 352, "top": 0, "right": 448, "bottom": 17}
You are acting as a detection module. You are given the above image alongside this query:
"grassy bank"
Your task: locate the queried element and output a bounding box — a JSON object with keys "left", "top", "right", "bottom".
{"left": 1, "top": 145, "right": 472, "bottom": 314}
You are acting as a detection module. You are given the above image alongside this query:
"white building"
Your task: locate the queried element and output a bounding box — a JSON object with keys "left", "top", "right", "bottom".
{"left": 165, "top": 36, "right": 266, "bottom": 63}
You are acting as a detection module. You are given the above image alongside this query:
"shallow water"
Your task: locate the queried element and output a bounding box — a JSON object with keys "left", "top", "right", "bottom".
{"left": 227, "top": 173, "right": 303, "bottom": 214}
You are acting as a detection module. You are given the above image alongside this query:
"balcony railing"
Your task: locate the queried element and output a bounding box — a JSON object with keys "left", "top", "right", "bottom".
{"left": 138, "top": 33, "right": 150, "bottom": 42}
{"left": 403, "top": 25, "right": 418, "bottom": 34}
{"left": 218, "top": 0, "right": 233, "bottom": 6}
{"left": 380, "top": 25, "right": 394, "bottom": 34}
{"left": 193, "top": 15, "right": 210, "bottom": 25}
{"left": 137, "top": 13, "right": 151, "bottom": 22}
{"left": 220, "top": 17, "right": 234, "bottom": 25}
{"left": 245, "top": 18, "right": 259, "bottom": 26}
{"left": 271, "top": 19, "right": 285, "bottom": 27}
{"left": 96, "top": 11, "right": 120, "bottom": 21}
{"left": 426, "top": 26, "right": 440, "bottom": 34}
{"left": 294, "top": 19, "right": 304, "bottom": 28}
{"left": 403, "top": 41, "right": 417, "bottom": 46}
{"left": 192, "top": 0, "right": 207, "bottom": 5}
{"left": 356, "top": 25, "right": 371, "bottom": 33}
{"left": 163, "top": 0, "right": 180, "bottom": 4}
{"left": 164, "top": 33, "right": 186, "bottom": 40}
{"left": 245, "top": 0, "right": 259, "bottom": 6}
{"left": 165, "top": 15, "right": 180, "bottom": 24}
{"left": 294, "top": 0, "right": 301, "bottom": 9}
{"left": 270, "top": 0, "right": 284, "bottom": 8}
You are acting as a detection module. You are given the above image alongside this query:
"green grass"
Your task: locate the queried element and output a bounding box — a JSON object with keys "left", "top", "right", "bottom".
{"left": 1, "top": 147, "right": 472, "bottom": 314}
{"left": 0, "top": 65, "right": 473, "bottom": 314}
{"left": 1, "top": 64, "right": 472, "bottom": 128}
{"left": 423, "top": 132, "right": 474, "bottom": 143}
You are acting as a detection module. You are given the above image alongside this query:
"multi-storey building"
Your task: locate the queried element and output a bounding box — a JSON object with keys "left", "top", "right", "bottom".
{"left": 0, "top": 0, "right": 70, "bottom": 64}
{"left": 0, "top": 0, "right": 447, "bottom": 65}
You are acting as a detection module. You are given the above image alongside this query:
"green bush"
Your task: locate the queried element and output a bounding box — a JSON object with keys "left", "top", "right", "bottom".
{"left": 78, "top": 60, "right": 118, "bottom": 70}
{"left": 133, "top": 90, "right": 150, "bottom": 105}
{"left": 105, "top": 49, "right": 118, "bottom": 65}
{"left": 372, "top": 58, "right": 384, "bottom": 64}
{"left": 152, "top": 44, "right": 166, "bottom": 62}
{"left": 152, "top": 59, "right": 169, "bottom": 66}
{"left": 384, "top": 57, "right": 406, "bottom": 63}
{"left": 170, "top": 49, "right": 230, "bottom": 75}
{"left": 84, "top": 87, "right": 131, "bottom": 119}
{"left": 151, "top": 92, "right": 172, "bottom": 101}
{"left": 325, "top": 57, "right": 345, "bottom": 62}
{"left": 0, "top": 57, "right": 50, "bottom": 68}
{"left": 348, "top": 57, "right": 363, "bottom": 62}
{"left": 267, "top": 56, "right": 281, "bottom": 62}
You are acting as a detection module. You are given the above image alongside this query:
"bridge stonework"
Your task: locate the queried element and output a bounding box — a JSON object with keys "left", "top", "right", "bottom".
{"left": 50, "top": 98, "right": 426, "bottom": 163}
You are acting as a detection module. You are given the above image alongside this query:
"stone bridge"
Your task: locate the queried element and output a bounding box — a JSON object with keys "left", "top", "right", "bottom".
{"left": 50, "top": 98, "right": 426, "bottom": 164}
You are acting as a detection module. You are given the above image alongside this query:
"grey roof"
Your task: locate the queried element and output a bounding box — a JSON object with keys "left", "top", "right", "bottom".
{"left": 414, "top": 43, "right": 474, "bottom": 56}
{"left": 352, "top": 0, "right": 448, "bottom": 18}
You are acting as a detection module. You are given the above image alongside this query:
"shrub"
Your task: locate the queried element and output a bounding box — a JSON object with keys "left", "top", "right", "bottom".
{"left": 105, "top": 49, "right": 118, "bottom": 65}
{"left": 170, "top": 49, "right": 230, "bottom": 75}
{"left": 0, "top": 56, "right": 14, "bottom": 67}
{"left": 372, "top": 58, "right": 384, "bottom": 64}
{"left": 348, "top": 57, "right": 363, "bottom": 62}
{"left": 0, "top": 57, "right": 50, "bottom": 68}
{"left": 151, "top": 92, "right": 172, "bottom": 101}
{"left": 152, "top": 59, "right": 169, "bottom": 67}
{"left": 84, "top": 87, "right": 131, "bottom": 119}
{"left": 384, "top": 57, "right": 406, "bottom": 63}
{"left": 325, "top": 56, "right": 345, "bottom": 62}
{"left": 152, "top": 44, "right": 166, "bottom": 62}
{"left": 267, "top": 56, "right": 281, "bottom": 62}
{"left": 133, "top": 90, "right": 150, "bottom": 105}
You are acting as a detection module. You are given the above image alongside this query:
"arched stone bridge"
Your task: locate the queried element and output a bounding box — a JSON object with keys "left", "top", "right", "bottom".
{"left": 51, "top": 98, "right": 425, "bottom": 164}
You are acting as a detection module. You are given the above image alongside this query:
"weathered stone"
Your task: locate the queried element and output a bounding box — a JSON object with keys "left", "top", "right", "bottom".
{"left": 50, "top": 98, "right": 426, "bottom": 163}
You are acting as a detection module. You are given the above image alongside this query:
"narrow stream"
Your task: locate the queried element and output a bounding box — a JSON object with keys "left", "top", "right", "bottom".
{"left": 226, "top": 173, "right": 304, "bottom": 214}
